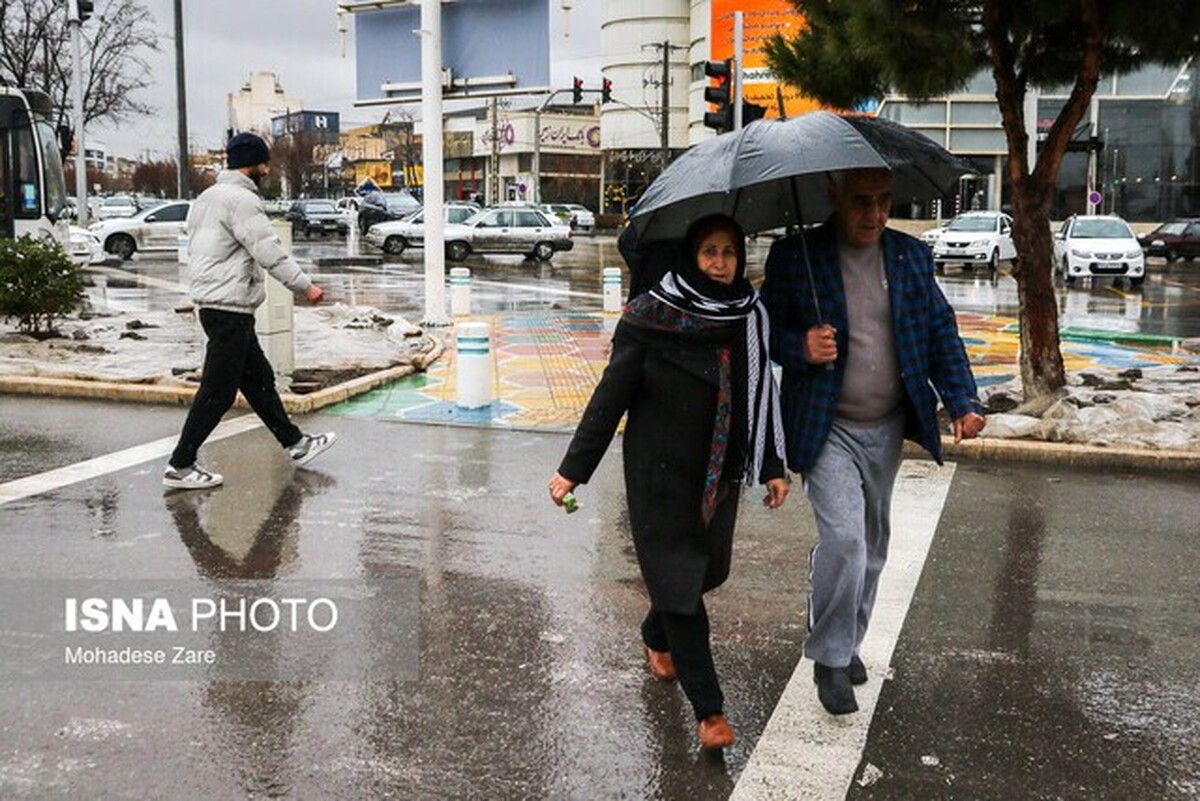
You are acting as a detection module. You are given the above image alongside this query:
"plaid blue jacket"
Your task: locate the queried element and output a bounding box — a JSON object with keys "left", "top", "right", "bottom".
{"left": 761, "top": 220, "right": 982, "bottom": 473}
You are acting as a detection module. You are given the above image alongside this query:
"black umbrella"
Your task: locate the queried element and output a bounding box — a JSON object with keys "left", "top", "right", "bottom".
{"left": 617, "top": 111, "right": 975, "bottom": 295}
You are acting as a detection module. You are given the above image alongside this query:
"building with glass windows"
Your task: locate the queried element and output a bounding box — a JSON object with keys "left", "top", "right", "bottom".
{"left": 878, "top": 59, "right": 1199, "bottom": 222}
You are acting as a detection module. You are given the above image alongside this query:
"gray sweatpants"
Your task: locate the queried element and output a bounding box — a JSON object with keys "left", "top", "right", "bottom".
{"left": 802, "top": 414, "right": 905, "bottom": 668}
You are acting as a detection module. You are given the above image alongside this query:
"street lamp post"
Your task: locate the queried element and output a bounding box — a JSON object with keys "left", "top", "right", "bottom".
{"left": 174, "top": 0, "right": 190, "bottom": 199}
{"left": 68, "top": 1, "right": 87, "bottom": 224}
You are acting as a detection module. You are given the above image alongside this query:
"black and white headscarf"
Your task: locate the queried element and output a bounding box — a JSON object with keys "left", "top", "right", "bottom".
{"left": 647, "top": 271, "right": 786, "bottom": 485}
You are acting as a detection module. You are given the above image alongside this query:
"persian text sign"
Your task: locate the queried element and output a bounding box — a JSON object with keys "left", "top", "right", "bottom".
{"left": 710, "top": 0, "right": 817, "bottom": 119}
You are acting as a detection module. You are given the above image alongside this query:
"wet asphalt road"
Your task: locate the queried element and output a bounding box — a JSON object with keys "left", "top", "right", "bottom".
{"left": 849, "top": 462, "right": 1200, "bottom": 800}
{"left": 1, "top": 394, "right": 1198, "bottom": 798}
{"left": 2, "top": 233, "right": 1198, "bottom": 797}
{"left": 0, "top": 399, "right": 808, "bottom": 799}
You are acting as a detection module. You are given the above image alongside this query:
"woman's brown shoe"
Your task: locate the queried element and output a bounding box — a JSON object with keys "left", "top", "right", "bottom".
{"left": 644, "top": 645, "right": 677, "bottom": 681}
{"left": 698, "top": 713, "right": 736, "bottom": 749}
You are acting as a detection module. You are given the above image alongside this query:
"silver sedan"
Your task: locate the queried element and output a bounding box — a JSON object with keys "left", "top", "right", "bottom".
{"left": 442, "top": 207, "right": 574, "bottom": 262}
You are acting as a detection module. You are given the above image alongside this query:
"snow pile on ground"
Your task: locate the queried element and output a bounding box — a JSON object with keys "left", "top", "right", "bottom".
{"left": 982, "top": 365, "right": 1200, "bottom": 450}
{"left": 0, "top": 303, "right": 436, "bottom": 385}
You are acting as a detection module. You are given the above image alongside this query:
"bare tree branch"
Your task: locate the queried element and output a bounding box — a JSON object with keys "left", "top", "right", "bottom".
{"left": 0, "top": 0, "right": 160, "bottom": 131}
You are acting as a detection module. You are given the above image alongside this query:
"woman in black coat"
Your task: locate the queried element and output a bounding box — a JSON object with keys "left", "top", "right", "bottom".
{"left": 548, "top": 214, "right": 789, "bottom": 750}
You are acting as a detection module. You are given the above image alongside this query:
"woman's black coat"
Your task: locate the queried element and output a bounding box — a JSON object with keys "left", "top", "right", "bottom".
{"left": 557, "top": 319, "right": 784, "bottom": 615}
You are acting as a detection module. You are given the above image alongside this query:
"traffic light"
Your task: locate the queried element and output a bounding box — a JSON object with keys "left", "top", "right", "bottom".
{"left": 68, "top": 0, "right": 94, "bottom": 22}
{"left": 601, "top": 77, "right": 613, "bottom": 104}
{"left": 703, "top": 59, "right": 734, "bottom": 133}
{"left": 1064, "top": 135, "right": 1104, "bottom": 153}
{"left": 572, "top": 77, "right": 584, "bottom": 105}
{"left": 742, "top": 101, "right": 767, "bottom": 125}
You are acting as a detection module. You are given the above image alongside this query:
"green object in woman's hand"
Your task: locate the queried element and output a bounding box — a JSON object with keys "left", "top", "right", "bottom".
{"left": 562, "top": 492, "right": 579, "bottom": 514}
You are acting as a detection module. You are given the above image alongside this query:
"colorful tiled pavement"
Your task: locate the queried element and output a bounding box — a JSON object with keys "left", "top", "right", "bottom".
{"left": 330, "top": 312, "right": 616, "bottom": 431}
{"left": 328, "top": 311, "right": 1200, "bottom": 429}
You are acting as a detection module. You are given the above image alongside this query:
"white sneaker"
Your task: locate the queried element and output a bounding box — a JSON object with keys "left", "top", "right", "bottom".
{"left": 289, "top": 432, "right": 337, "bottom": 467}
{"left": 163, "top": 464, "right": 224, "bottom": 490}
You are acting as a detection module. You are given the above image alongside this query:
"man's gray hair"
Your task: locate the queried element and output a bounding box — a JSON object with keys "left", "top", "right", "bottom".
{"left": 826, "top": 167, "right": 891, "bottom": 196}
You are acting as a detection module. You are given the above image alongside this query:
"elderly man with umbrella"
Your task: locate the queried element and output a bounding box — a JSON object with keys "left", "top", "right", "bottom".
{"left": 619, "top": 112, "right": 986, "bottom": 717}
{"left": 762, "top": 165, "right": 985, "bottom": 716}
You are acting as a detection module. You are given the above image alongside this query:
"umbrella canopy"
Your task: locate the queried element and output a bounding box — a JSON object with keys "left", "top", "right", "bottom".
{"left": 621, "top": 111, "right": 976, "bottom": 255}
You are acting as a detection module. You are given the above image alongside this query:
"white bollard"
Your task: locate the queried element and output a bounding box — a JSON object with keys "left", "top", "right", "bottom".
{"left": 602, "top": 267, "right": 623, "bottom": 313}
{"left": 347, "top": 209, "right": 359, "bottom": 255}
{"left": 176, "top": 233, "right": 189, "bottom": 264}
{"left": 449, "top": 267, "right": 472, "bottom": 316}
{"left": 455, "top": 321, "right": 493, "bottom": 409}
{"left": 254, "top": 220, "right": 295, "bottom": 390}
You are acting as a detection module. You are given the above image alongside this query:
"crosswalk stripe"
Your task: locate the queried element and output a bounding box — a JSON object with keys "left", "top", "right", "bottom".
{"left": 0, "top": 416, "right": 262, "bottom": 508}
{"left": 731, "top": 460, "right": 957, "bottom": 800}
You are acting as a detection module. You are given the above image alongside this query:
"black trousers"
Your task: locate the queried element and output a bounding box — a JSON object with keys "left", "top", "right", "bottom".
{"left": 641, "top": 601, "right": 723, "bottom": 721}
{"left": 170, "top": 308, "right": 302, "bottom": 469}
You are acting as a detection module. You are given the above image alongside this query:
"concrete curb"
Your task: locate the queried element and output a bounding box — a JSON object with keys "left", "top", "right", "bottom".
{"left": 918, "top": 435, "right": 1200, "bottom": 472}
{"left": 0, "top": 336, "right": 447, "bottom": 416}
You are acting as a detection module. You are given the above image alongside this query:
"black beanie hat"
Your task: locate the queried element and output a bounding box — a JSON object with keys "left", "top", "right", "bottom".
{"left": 226, "top": 132, "right": 270, "bottom": 169}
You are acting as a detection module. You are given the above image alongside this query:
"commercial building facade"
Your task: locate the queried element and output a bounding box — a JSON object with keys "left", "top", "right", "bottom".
{"left": 879, "top": 59, "right": 1199, "bottom": 222}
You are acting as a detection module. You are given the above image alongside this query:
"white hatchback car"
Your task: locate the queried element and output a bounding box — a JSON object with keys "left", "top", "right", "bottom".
{"left": 932, "top": 211, "right": 1016, "bottom": 273}
{"left": 1053, "top": 214, "right": 1145, "bottom": 287}
{"left": 89, "top": 200, "right": 191, "bottom": 260}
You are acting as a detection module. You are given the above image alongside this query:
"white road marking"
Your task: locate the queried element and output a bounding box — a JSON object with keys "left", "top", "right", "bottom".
{"left": 85, "top": 264, "right": 188, "bottom": 294}
{"left": 731, "top": 460, "right": 957, "bottom": 801}
{"left": 0, "top": 416, "right": 262, "bottom": 508}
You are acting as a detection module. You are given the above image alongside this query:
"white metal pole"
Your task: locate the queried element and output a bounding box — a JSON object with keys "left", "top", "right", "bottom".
{"left": 70, "top": 14, "right": 87, "bottom": 224}
{"left": 533, "top": 106, "right": 541, "bottom": 204}
{"left": 1086, "top": 94, "right": 1099, "bottom": 215}
{"left": 733, "top": 11, "right": 744, "bottom": 131}
{"left": 420, "top": 0, "right": 448, "bottom": 325}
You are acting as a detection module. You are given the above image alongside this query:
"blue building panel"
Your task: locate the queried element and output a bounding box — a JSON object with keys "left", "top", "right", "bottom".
{"left": 271, "top": 111, "right": 341, "bottom": 140}
{"left": 354, "top": 0, "right": 550, "bottom": 102}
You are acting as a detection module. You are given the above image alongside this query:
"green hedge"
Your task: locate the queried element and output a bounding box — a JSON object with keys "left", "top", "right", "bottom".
{"left": 0, "top": 236, "right": 86, "bottom": 337}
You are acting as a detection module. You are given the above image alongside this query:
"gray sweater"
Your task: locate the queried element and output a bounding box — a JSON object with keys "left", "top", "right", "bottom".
{"left": 836, "top": 240, "right": 902, "bottom": 423}
{"left": 186, "top": 170, "right": 311, "bottom": 315}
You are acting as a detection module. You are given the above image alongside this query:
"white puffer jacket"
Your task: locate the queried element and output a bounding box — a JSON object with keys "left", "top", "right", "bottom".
{"left": 187, "top": 170, "right": 311, "bottom": 314}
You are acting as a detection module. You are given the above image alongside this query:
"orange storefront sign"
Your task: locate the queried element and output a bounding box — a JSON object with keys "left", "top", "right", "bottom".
{"left": 710, "top": 0, "right": 821, "bottom": 120}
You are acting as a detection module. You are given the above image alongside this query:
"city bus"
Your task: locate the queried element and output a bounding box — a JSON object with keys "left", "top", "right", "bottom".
{"left": 1, "top": 86, "right": 70, "bottom": 247}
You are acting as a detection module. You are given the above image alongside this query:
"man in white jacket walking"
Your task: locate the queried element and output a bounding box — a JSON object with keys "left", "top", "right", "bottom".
{"left": 164, "top": 133, "right": 336, "bottom": 490}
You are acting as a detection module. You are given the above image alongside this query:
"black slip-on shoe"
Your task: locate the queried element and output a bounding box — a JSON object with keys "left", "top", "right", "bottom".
{"left": 813, "top": 662, "right": 859, "bottom": 715}
{"left": 848, "top": 655, "right": 868, "bottom": 686}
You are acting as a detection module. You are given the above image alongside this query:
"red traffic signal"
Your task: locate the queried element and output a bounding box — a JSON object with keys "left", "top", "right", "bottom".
{"left": 572, "top": 77, "right": 584, "bottom": 105}
{"left": 601, "top": 77, "right": 613, "bottom": 104}
{"left": 703, "top": 59, "right": 735, "bottom": 133}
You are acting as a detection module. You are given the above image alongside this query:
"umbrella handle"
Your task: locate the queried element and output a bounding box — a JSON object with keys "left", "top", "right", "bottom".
{"left": 796, "top": 227, "right": 833, "bottom": 372}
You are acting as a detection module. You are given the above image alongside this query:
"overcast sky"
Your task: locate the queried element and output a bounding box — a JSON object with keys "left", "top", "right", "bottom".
{"left": 93, "top": 0, "right": 604, "bottom": 159}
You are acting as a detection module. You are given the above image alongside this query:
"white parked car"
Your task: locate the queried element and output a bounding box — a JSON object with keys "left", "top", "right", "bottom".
{"left": 89, "top": 200, "right": 191, "bottom": 260}
{"left": 67, "top": 225, "right": 103, "bottom": 264}
{"left": 442, "top": 207, "right": 574, "bottom": 262}
{"left": 1053, "top": 214, "right": 1145, "bottom": 287}
{"left": 932, "top": 211, "right": 1016, "bottom": 273}
{"left": 365, "top": 203, "right": 480, "bottom": 254}
{"left": 540, "top": 202, "right": 596, "bottom": 234}
{"left": 95, "top": 195, "right": 139, "bottom": 221}
{"left": 919, "top": 224, "right": 946, "bottom": 247}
